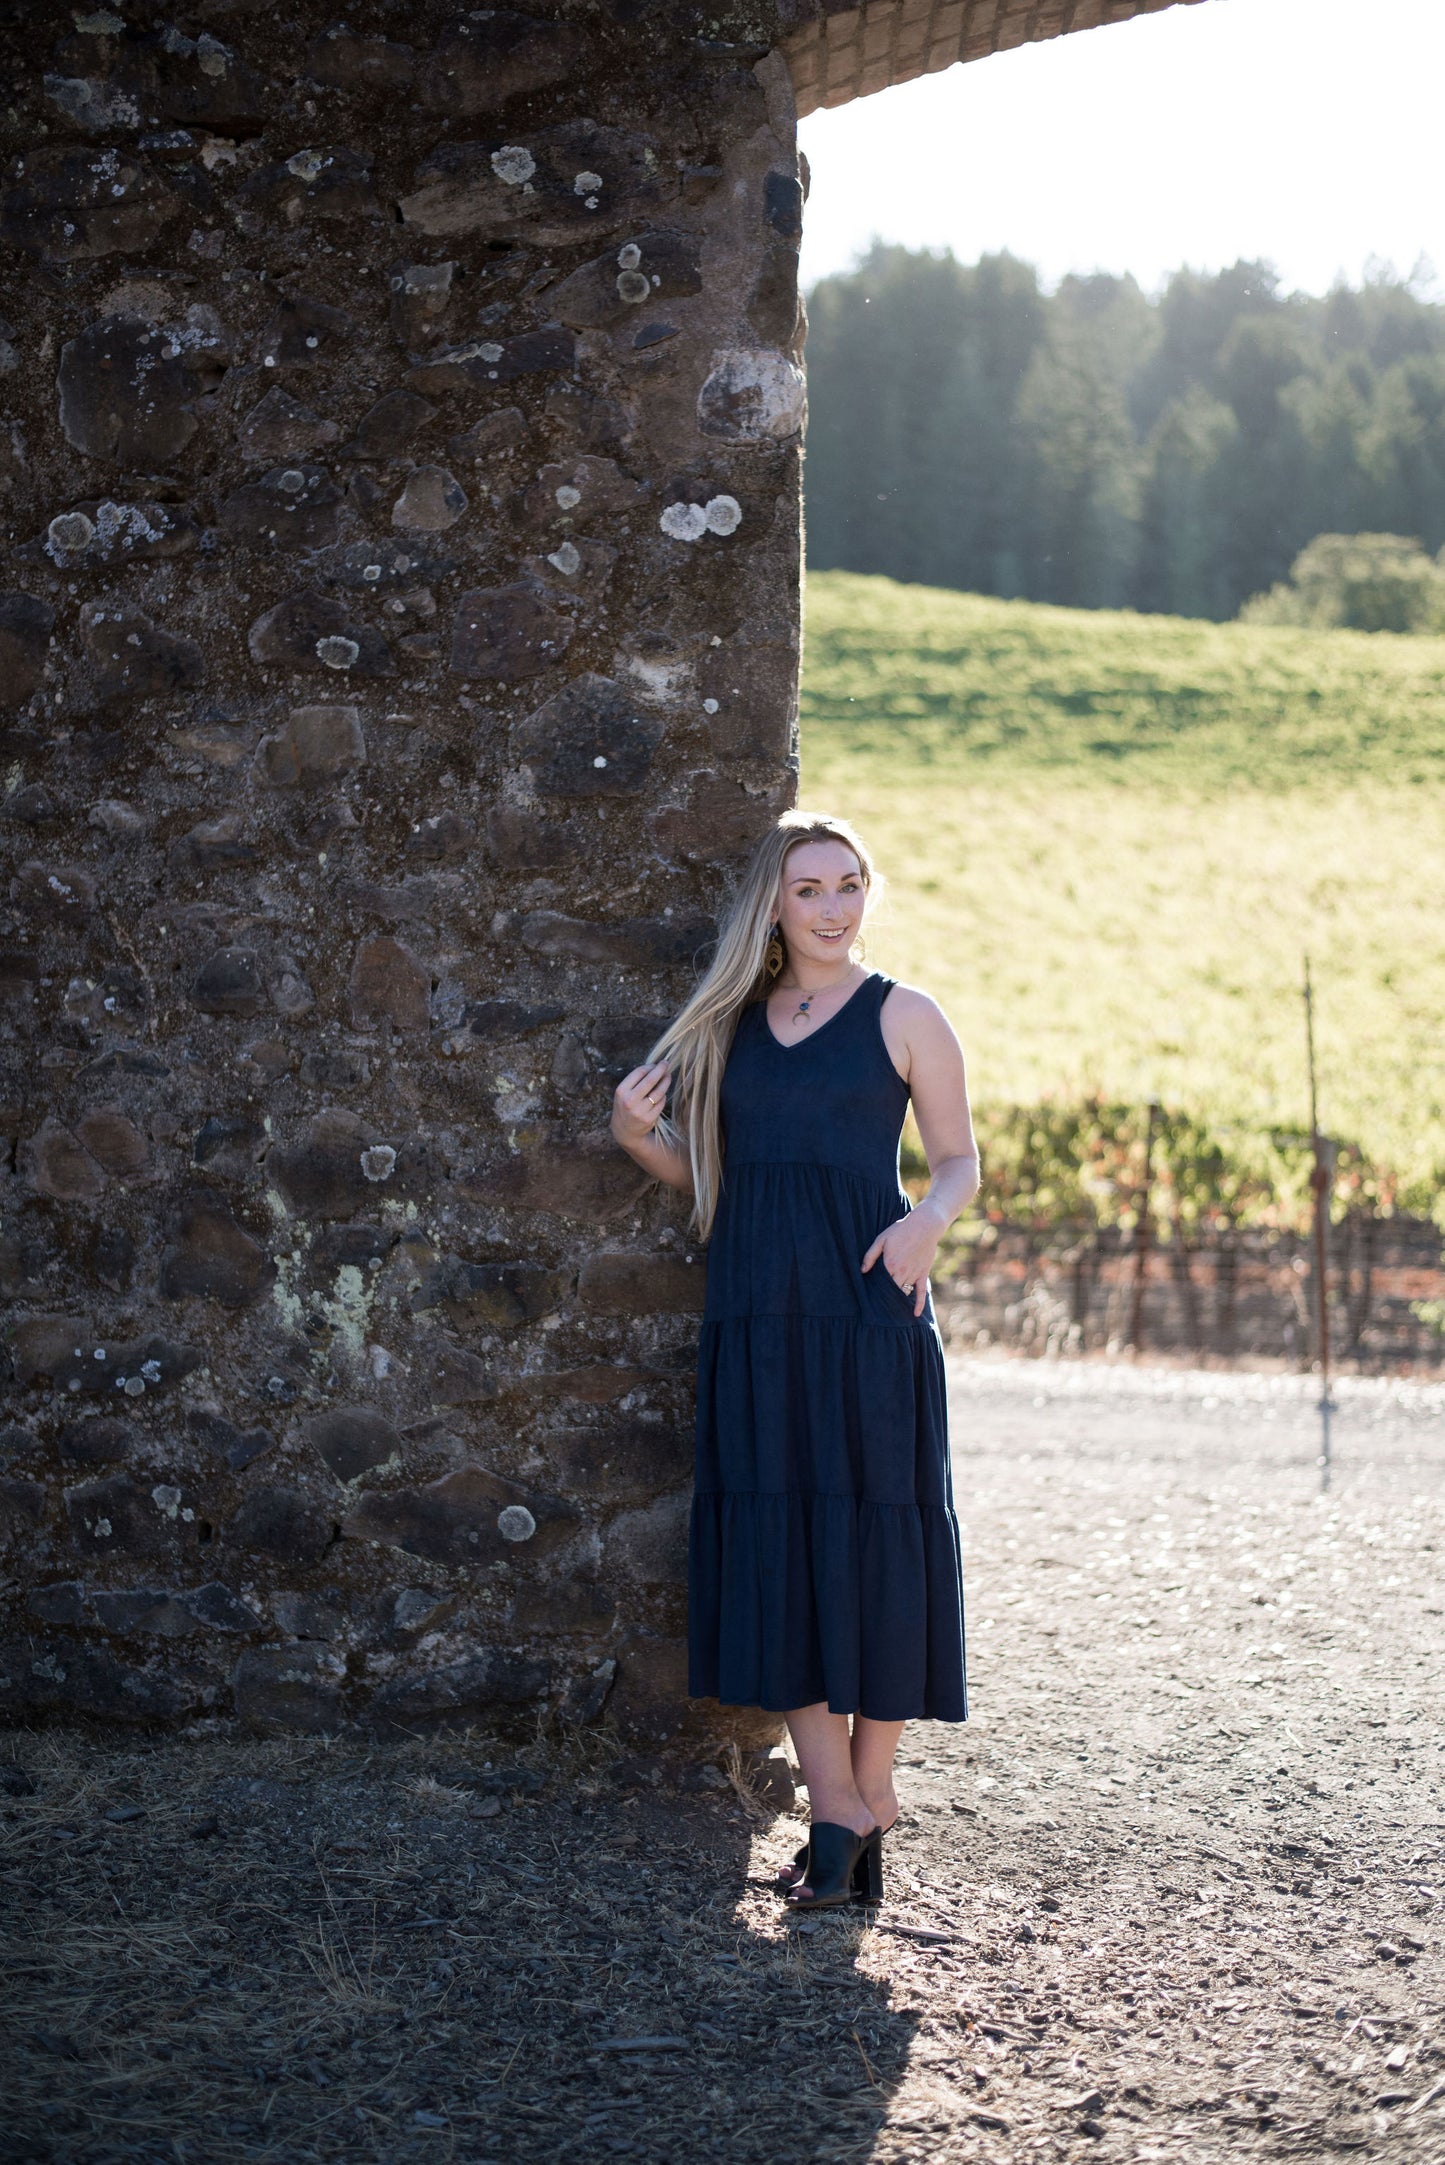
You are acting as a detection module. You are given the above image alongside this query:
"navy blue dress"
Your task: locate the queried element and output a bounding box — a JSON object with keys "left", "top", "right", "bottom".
{"left": 688, "top": 972, "right": 968, "bottom": 1722}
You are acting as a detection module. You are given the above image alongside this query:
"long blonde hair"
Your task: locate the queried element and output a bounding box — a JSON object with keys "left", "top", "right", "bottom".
{"left": 650, "top": 810, "right": 877, "bottom": 1237}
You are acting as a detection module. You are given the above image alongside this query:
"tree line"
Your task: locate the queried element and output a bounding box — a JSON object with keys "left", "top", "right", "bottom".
{"left": 803, "top": 245, "right": 1445, "bottom": 621}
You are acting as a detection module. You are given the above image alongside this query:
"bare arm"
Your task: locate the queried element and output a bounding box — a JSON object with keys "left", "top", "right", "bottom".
{"left": 903, "top": 991, "right": 979, "bottom": 1225}
{"left": 863, "top": 990, "right": 979, "bottom": 1315}
{"left": 610, "top": 1061, "right": 694, "bottom": 1194}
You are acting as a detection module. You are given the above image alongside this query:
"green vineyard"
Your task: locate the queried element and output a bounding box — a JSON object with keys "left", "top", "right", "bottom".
{"left": 799, "top": 571, "right": 1445, "bottom": 1231}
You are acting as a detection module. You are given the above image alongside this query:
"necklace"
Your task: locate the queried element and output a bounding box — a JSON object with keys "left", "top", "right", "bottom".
{"left": 782, "top": 964, "right": 855, "bottom": 1028}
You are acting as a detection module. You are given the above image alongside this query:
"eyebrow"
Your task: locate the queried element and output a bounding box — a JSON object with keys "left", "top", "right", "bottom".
{"left": 786, "top": 870, "right": 862, "bottom": 885}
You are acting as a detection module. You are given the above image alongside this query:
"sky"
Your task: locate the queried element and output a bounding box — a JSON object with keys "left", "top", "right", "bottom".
{"left": 797, "top": 0, "right": 1445, "bottom": 299}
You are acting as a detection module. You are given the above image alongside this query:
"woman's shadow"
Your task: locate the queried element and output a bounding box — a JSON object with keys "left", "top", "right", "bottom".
{"left": 514, "top": 1767, "right": 922, "bottom": 2165}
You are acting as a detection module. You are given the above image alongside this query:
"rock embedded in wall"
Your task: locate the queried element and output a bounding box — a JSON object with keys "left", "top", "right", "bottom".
{"left": 220, "top": 466, "right": 345, "bottom": 553}
{"left": 236, "top": 387, "right": 341, "bottom": 461}
{"left": 0, "top": 591, "right": 55, "bottom": 704}
{"left": 157, "top": 1200, "right": 274, "bottom": 1308}
{"left": 0, "top": 0, "right": 805, "bottom": 1747}
{"left": 2, "top": 149, "right": 183, "bottom": 263}
{"left": 416, "top": 13, "right": 584, "bottom": 115}
{"left": 512, "top": 673, "right": 664, "bottom": 797}
{"left": 57, "top": 311, "right": 217, "bottom": 464}
{"left": 43, "top": 23, "right": 269, "bottom": 136}
{"left": 254, "top": 703, "right": 365, "bottom": 789}
{"left": 350, "top": 388, "right": 439, "bottom": 458}
{"left": 398, "top": 121, "right": 665, "bottom": 244}
{"left": 80, "top": 604, "right": 205, "bottom": 706}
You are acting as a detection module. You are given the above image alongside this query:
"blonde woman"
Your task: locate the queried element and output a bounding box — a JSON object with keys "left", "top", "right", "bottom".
{"left": 610, "top": 812, "right": 977, "bottom": 1907}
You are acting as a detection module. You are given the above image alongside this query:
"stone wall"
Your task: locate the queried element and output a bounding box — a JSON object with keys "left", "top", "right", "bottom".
{"left": 0, "top": 3, "right": 806, "bottom": 1741}
{"left": 0, "top": 0, "right": 1213, "bottom": 1740}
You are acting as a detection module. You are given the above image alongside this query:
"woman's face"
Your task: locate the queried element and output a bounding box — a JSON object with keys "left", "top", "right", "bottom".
{"left": 775, "top": 839, "right": 867, "bottom": 966}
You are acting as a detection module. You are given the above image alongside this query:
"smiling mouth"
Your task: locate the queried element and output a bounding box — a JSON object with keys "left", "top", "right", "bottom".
{"left": 815, "top": 927, "right": 849, "bottom": 940}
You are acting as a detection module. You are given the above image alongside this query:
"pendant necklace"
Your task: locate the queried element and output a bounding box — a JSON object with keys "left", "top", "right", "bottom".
{"left": 787, "top": 964, "right": 852, "bottom": 1028}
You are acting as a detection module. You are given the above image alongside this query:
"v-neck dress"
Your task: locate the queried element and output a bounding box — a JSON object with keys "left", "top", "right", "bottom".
{"left": 687, "top": 971, "right": 968, "bottom": 1722}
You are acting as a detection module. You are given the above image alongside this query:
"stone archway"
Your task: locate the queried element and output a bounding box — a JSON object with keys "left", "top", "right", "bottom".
{"left": 785, "top": 0, "right": 1203, "bottom": 114}
{"left": 0, "top": 0, "right": 1205, "bottom": 1742}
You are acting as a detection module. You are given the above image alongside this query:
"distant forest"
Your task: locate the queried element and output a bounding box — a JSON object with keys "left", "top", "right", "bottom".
{"left": 802, "top": 245, "right": 1445, "bottom": 620}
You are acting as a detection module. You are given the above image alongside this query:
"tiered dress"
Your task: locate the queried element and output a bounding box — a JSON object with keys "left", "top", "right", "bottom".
{"left": 688, "top": 972, "right": 968, "bottom": 1722}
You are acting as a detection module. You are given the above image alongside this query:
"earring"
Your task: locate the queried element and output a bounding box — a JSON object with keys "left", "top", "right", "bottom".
{"left": 764, "top": 924, "right": 784, "bottom": 979}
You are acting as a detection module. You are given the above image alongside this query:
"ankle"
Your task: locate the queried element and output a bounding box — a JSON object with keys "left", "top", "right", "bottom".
{"left": 855, "top": 1778, "right": 898, "bottom": 1827}
{"left": 804, "top": 1788, "right": 873, "bottom": 1838}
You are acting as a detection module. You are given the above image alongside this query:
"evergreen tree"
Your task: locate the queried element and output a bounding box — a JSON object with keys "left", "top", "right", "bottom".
{"left": 802, "top": 248, "right": 1445, "bottom": 622}
{"left": 1136, "top": 388, "right": 1238, "bottom": 619}
{"left": 1015, "top": 318, "right": 1139, "bottom": 609}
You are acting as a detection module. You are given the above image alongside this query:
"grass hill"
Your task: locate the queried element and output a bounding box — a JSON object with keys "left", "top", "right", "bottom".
{"left": 799, "top": 572, "right": 1445, "bottom": 1220}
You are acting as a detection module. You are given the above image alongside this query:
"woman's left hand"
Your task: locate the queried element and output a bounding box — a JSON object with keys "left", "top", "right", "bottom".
{"left": 861, "top": 1203, "right": 943, "bottom": 1318}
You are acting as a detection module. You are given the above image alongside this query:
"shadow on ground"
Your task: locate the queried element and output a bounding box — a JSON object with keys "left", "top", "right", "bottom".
{"left": 2, "top": 1728, "right": 918, "bottom": 2165}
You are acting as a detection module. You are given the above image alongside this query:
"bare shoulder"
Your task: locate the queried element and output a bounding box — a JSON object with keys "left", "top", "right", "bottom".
{"left": 878, "top": 981, "right": 964, "bottom": 1083}
{"left": 881, "top": 981, "right": 960, "bottom": 1042}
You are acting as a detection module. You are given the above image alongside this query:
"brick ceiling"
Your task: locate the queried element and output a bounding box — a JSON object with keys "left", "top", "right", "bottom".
{"left": 783, "top": 0, "right": 1210, "bottom": 116}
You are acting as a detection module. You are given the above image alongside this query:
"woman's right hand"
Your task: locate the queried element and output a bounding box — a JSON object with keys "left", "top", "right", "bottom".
{"left": 612, "top": 1061, "right": 672, "bottom": 1147}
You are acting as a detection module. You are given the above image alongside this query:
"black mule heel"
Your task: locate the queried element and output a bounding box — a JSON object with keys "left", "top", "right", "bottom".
{"left": 853, "top": 1826, "right": 884, "bottom": 1906}
{"left": 776, "top": 1815, "right": 899, "bottom": 1895}
{"left": 784, "top": 1822, "right": 870, "bottom": 1911}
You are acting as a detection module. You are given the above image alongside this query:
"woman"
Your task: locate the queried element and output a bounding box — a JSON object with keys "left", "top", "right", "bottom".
{"left": 610, "top": 811, "right": 978, "bottom": 1908}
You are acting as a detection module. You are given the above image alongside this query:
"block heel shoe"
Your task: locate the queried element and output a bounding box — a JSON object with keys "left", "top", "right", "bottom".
{"left": 775, "top": 1818, "right": 896, "bottom": 1900}
{"left": 784, "top": 1823, "right": 884, "bottom": 1911}
{"left": 853, "top": 1826, "right": 884, "bottom": 1906}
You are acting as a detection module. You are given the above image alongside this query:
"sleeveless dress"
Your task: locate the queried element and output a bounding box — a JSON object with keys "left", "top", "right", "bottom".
{"left": 688, "top": 971, "right": 968, "bottom": 1722}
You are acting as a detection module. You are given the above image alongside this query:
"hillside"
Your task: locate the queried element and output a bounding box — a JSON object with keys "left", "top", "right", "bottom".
{"left": 799, "top": 573, "right": 1445, "bottom": 1214}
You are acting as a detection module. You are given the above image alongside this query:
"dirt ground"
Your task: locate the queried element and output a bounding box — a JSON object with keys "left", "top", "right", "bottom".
{"left": 4, "top": 1353, "right": 1444, "bottom": 2165}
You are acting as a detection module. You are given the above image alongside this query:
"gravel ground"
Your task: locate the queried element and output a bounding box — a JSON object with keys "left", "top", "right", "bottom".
{"left": 3, "top": 1353, "right": 1443, "bottom": 2164}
